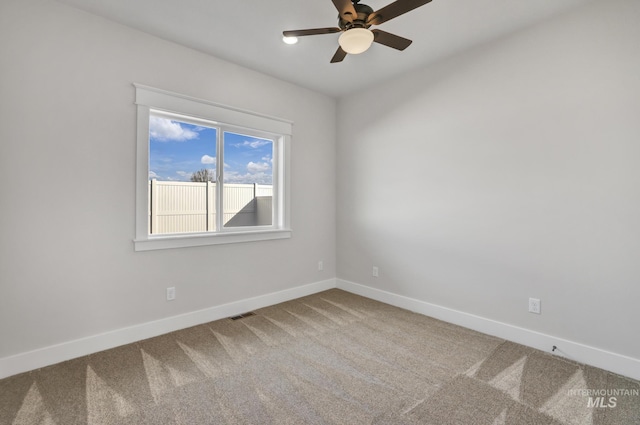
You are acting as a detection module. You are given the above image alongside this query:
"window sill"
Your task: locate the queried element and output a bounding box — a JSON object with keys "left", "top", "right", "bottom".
{"left": 134, "top": 229, "right": 292, "bottom": 251}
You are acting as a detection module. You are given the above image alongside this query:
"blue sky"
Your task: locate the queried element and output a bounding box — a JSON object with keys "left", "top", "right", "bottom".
{"left": 149, "top": 115, "right": 273, "bottom": 184}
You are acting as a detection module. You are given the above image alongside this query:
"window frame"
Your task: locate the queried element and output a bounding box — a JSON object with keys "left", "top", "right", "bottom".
{"left": 133, "top": 84, "right": 292, "bottom": 251}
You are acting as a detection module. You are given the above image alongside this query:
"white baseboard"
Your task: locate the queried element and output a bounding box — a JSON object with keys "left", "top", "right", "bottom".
{"left": 0, "top": 278, "right": 336, "bottom": 380}
{"left": 3, "top": 277, "right": 638, "bottom": 382}
{"left": 336, "top": 279, "right": 640, "bottom": 381}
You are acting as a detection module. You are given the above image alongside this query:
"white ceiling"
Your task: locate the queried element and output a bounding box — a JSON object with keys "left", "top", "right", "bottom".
{"left": 56, "top": 0, "right": 593, "bottom": 98}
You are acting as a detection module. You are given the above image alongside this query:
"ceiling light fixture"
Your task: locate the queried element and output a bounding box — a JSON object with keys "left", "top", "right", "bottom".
{"left": 282, "top": 35, "right": 298, "bottom": 45}
{"left": 338, "top": 28, "right": 374, "bottom": 54}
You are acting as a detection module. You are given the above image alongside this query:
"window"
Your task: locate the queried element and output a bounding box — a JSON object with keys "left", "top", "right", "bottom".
{"left": 134, "top": 84, "right": 291, "bottom": 251}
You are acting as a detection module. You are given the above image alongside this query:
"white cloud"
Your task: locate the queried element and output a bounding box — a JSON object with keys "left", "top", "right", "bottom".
{"left": 149, "top": 170, "right": 158, "bottom": 179}
{"left": 149, "top": 116, "right": 198, "bottom": 142}
{"left": 201, "top": 155, "right": 216, "bottom": 164}
{"left": 262, "top": 155, "right": 273, "bottom": 163}
{"left": 176, "top": 171, "right": 192, "bottom": 179}
{"left": 237, "top": 140, "right": 271, "bottom": 149}
{"left": 247, "top": 161, "right": 270, "bottom": 173}
{"left": 224, "top": 171, "right": 272, "bottom": 185}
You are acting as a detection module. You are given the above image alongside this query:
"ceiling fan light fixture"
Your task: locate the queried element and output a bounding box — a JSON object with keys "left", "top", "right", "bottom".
{"left": 282, "top": 35, "right": 299, "bottom": 45}
{"left": 338, "top": 28, "right": 374, "bottom": 54}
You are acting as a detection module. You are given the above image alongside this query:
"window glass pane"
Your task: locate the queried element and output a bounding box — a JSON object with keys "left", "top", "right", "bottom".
{"left": 148, "top": 114, "right": 217, "bottom": 234}
{"left": 222, "top": 131, "right": 273, "bottom": 227}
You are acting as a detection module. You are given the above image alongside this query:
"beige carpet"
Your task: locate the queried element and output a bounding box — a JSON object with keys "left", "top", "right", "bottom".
{"left": 1, "top": 289, "right": 638, "bottom": 424}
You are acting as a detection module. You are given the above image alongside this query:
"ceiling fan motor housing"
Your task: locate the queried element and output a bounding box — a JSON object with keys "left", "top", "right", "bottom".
{"left": 339, "top": 3, "right": 374, "bottom": 30}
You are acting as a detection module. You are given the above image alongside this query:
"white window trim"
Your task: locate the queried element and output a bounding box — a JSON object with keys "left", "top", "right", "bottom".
{"left": 133, "top": 84, "right": 292, "bottom": 251}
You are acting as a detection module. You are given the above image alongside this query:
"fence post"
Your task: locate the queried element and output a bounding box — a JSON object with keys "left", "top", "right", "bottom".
{"left": 150, "top": 179, "right": 158, "bottom": 234}
{"left": 207, "top": 180, "right": 214, "bottom": 231}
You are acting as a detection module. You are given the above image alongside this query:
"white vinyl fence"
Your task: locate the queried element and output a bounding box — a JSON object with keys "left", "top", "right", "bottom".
{"left": 148, "top": 180, "right": 272, "bottom": 234}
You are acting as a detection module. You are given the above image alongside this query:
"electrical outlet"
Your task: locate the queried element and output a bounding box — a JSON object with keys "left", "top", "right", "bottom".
{"left": 528, "top": 298, "right": 541, "bottom": 314}
{"left": 372, "top": 266, "right": 379, "bottom": 277}
{"left": 167, "top": 287, "right": 176, "bottom": 301}
{"left": 318, "top": 260, "right": 324, "bottom": 271}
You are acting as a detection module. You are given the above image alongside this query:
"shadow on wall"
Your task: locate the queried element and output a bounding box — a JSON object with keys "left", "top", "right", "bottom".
{"left": 225, "top": 196, "right": 272, "bottom": 227}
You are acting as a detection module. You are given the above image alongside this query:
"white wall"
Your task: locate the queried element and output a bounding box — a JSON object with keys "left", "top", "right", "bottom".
{"left": 0, "top": 0, "right": 336, "bottom": 362}
{"left": 337, "top": 0, "right": 640, "bottom": 363}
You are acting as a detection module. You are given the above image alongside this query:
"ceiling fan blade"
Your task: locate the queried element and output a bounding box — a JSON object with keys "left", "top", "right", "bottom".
{"left": 330, "top": 46, "right": 347, "bottom": 63}
{"left": 368, "top": 0, "right": 433, "bottom": 25}
{"left": 372, "top": 29, "right": 412, "bottom": 50}
{"left": 283, "top": 27, "right": 341, "bottom": 37}
{"left": 332, "top": 0, "right": 358, "bottom": 22}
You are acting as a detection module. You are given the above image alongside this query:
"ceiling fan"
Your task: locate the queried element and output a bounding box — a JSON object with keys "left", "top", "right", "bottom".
{"left": 283, "top": 0, "right": 433, "bottom": 63}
